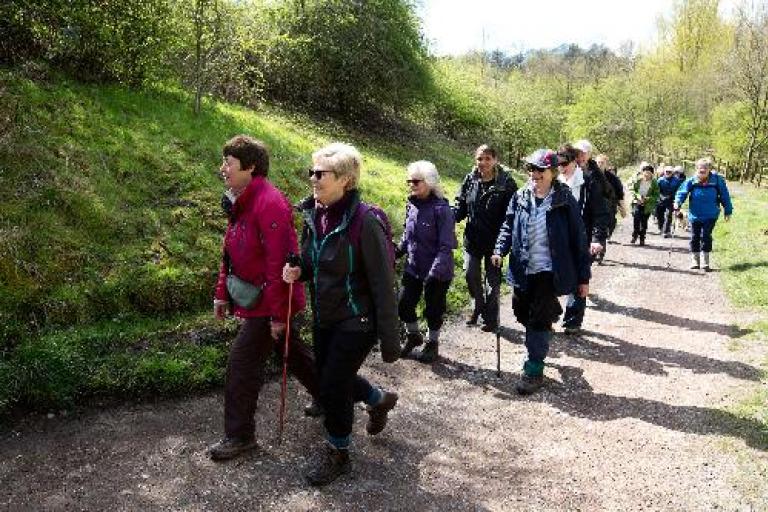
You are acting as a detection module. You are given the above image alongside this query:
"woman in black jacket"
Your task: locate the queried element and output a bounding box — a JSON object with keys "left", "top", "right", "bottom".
{"left": 283, "top": 143, "right": 399, "bottom": 487}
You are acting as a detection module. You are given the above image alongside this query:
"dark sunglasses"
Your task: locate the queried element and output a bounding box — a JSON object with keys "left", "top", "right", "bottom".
{"left": 307, "top": 168, "right": 335, "bottom": 180}
{"left": 406, "top": 179, "right": 423, "bottom": 185}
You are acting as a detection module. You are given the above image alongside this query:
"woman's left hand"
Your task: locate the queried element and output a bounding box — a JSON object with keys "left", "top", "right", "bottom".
{"left": 270, "top": 320, "right": 286, "bottom": 340}
{"left": 577, "top": 283, "right": 589, "bottom": 298}
{"left": 282, "top": 263, "right": 301, "bottom": 283}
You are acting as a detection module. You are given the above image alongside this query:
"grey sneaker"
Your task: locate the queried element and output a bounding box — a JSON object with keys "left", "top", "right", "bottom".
{"left": 208, "top": 437, "right": 257, "bottom": 461}
{"left": 563, "top": 326, "right": 582, "bottom": 335}
{"left": 515, "top": 374, "right": 544, "bottom": 395}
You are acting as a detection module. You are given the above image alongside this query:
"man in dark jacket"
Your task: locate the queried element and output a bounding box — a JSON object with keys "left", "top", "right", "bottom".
{"left": 453, "top": 145, "right": 518, "bottom": 332}
{"left": 655, "top": 166, "right": 684, "bottom": 237}
{"left": 557, "top": 141, "right": 610, "bottom": 334}
{"left": 595, "top": 154, "right": 625, "bottom": 244}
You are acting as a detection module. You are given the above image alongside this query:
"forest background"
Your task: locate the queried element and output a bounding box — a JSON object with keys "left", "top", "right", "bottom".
{"left": 1, "top": 0, "right": 767, "bottom": 417}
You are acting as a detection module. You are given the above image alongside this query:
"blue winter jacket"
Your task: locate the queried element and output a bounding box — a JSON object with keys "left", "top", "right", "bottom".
{"left": 494, "top": 182, "right": 591, "bottom": 295}
{"left": 674, "top": 173, "right": 733, "bottom": 222}
{"left": 398, "top": 194, "right": 457, "bottom": 282}
{"left": 657, "top": 175, "right": 683, "bottom": 200}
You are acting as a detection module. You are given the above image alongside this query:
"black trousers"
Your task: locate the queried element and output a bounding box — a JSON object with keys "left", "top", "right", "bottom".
{"left": 511, "top": 272, "right": 562, "bottom": 331}
{"left": 225, "top": 316, "right": 318, "bottom": 440}
{"left": 398, "top": 272, "right": 451, "bottom": 331}
{"left": 632, "top": 204, "right": 651, "bottom": 238}
{"left": 655, "top": 197, "right": 674, "bottom": 233}
{"left": 313, "top": 326, "right": 377, "bottom": 439}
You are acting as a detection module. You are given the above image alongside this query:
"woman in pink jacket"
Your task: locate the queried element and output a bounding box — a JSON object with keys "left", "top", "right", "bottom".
{"left": 208, "top": 135, "right": 318, "bottom": 461}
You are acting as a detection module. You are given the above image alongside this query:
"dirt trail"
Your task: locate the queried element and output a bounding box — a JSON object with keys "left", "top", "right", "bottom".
{"left": 2, "top": 217, "right": 767, "bottom": 511}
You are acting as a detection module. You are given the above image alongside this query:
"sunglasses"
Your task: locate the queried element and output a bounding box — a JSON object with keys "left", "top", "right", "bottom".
{"left": 406, "top": 179, "right": 423, "bottom": 185}
{"left": 307, "top": 168, "right": 336, "bottom": 180}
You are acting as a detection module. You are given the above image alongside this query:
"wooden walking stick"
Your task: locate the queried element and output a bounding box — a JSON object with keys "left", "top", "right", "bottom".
{"left": 278, "top": 253, "right": 301, "bottom": 445}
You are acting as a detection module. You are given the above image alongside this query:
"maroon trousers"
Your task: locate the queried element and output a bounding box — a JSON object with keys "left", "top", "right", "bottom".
{"left": 224, "top": 316, "right": 318, "bottom": 440}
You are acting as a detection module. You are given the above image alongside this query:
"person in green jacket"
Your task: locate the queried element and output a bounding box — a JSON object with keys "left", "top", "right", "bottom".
{"left": 629, "top": 163, "right": 660, "bottom": 246}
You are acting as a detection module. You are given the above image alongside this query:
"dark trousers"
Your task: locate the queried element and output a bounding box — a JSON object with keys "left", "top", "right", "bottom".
{"left": 398, "top": 272, "right": 451, "bottom": 331}
{"left": 464, "top": 251, "right": 501, "bottom": 326}
{"left": 512, "top": 272, "right": 561, "bottom": 374}
{"left": 690, "top": 218, "right": 717, "bottom": 253}
{"left": 632, "top": 204, "right": 651, "bottom": 238}
{"left": 607, "top": 206, "right": 618, "bottom": 239}
{"left": 655, "top": 197, "right": 674, "bottom": 233}
{"left": 225, "top": 316, "right": 318, "bottom": 440}
{"left": 313, "top": 326, "right": 377, "bottom": 439}
{"left": 562, "top": 294, "right": 586, "bottom": 329}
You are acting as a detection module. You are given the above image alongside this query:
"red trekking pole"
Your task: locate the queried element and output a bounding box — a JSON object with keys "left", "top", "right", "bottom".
{"left": 278, "top": 253, "right": 301, "bottom": 445}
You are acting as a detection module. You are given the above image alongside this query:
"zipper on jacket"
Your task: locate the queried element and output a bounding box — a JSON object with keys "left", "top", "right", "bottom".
{"left": 346, "top": 244, "right": 360, "bottom": 316}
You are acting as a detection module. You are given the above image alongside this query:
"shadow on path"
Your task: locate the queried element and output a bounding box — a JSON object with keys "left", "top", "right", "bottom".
{"left": 549, "top": 330, "right": 763, "bottom": 381}
{"left": 616, "top": 261, "right": 702, "bottom": 275}
{"left": 589, "top": 294, "right": 752, "bottom": 338}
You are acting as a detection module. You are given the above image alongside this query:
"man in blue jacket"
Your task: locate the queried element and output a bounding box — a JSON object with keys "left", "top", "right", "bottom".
{"left": 674, "top": 158, "right": 733, "bottom": 271}
{"left": 656, "top": 166, "right": 684, "bottom": 237}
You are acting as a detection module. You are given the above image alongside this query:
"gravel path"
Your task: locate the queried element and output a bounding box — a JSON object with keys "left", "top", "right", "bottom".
{"left": 2, "top": 217, "right": 767, "bottom": 511}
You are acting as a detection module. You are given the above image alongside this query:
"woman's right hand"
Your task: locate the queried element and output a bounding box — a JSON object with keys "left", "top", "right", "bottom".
{"left": 282, "top": 263, "right": 301, "bottom": 283}
{"left": 213, "top": 299, "right": 230, "bottom": 320}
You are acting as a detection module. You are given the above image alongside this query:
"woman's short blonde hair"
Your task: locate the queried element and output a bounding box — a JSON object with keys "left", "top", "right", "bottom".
{"left": 407, "top": 160, "right": 444, "bottom": 198}
{"left": 312, "top": 142, "right": 362, "bottom": 190}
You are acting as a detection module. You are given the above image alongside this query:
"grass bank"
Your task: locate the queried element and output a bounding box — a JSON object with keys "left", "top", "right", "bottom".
{"left": 1, "top": 70, "right": 527, "bottom": 416}
{"left": 714, "top": 183, "right": 768, "bottom": 441}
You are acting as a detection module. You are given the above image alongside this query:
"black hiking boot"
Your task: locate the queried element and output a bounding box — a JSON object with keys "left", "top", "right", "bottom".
{"left": 630, "top": 234, "right": 638, "bottom": 244}
{"left": 515, "top": 374, "right": 544, "bottom": 395}
{"left": 208, "top": 437, "right": 257, "bottom": 461}
{"left": 366, "top": 391, "right": 398, "bottom": 435}
{"left": 639, "top": 236, "right": 645, "bottom": 246}
{"left": 400, "top": 331, "right": 424, "bottom": 358}
{"left": 304, "top": 444, "right": 351, "bottom": 487}
{"left": 304, "top": 399, "right": 324, "bottom": 418}
{"left": 465, "top": 312, "right": 481, "bottom": 326}
{"left": 418, "top": 341, "right": 439, "bottom": 363}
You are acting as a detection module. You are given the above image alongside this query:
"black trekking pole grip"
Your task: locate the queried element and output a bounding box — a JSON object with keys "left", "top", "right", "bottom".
{"left": 286, "top": 252, "right": 302, "bottom": 267}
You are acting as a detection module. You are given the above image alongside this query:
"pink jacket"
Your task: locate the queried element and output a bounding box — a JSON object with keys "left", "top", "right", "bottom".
{"left": 214, "top": 176, "right": 306, "bottom": 319}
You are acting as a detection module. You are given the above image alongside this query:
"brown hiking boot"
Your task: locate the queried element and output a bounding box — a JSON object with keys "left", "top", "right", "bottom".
{"left": 366, "top": 391, "right": 398, "bottom": 435}
{"left": 208, "top": 437, "right": 257, "bottom": 461}
{"left": 400, "top": 331, "right": 423, "bottom": 358}
{"left": 304, "top": 444, "right": 351, "bottom": 487}
{"left": 515, "top": 374, "right": 544, "bottom": 395}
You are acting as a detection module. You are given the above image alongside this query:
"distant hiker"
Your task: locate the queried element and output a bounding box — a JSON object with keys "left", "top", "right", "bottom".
{"left": 453, "top": 145, "right": 518, "bottom": 332}
{"left": 492, "top": 149, "right": 591, "bottom": 395}
{"left": 209, "top": 135, "right": 319, "bottom": 461}
{"left": 655, "top": 165, "right": 684, "bottom": 237}
{"left": 556, "top": 141, "right": 609, "bottom": 335}
{"left": 674, "top": 157, "right": 733, "bottom": 271}
{"left": 595, "top": 153, "right": 625, "bottom": 250}
{"left": 397, "top": 161, "right": 457, "bottom": 363}
{"left": 283, "top": 143, "right": 400, "bottom": 487}
{"left": 629, "top": 163, "right": 660, "bottom": 246}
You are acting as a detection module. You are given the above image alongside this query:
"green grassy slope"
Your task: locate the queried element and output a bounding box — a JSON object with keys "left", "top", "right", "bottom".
{"left": 0, "top": 70, "right": 521, "bottom": 414}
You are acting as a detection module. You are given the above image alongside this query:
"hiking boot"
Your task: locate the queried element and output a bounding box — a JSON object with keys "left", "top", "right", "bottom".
{"left": 690, "top": 253, "right": 700, "bottom": 269}
{"left": 417, "top": 341, "right": 439, "bottom": 363}
{"left": 304, "top": 444, "right": 351, "bottom": 487}
{"left": 400, "top": 331, "right": 424, "bottom": 358}
{"left": 663, "top": 233, "right": 671, "bottom": 238}
{"left": 515, "top": 374, "right": 544, "bottom": 395}
{"left": 702, "top": 252, "right": 711, "bottom": 272}
{"left": 304, "top": 400, "right": 324, "bottom": 418}
{"left": 563, "top": 326, "right": 582, "bottom": 335}
{"left": 481, "top": 323, "right": 498, "bottom": 333}
{"left": 630, "top": 235, "right": 637, "bottom": 244}
{"left": 465, "top": 313, "right": 480, "bottom": 326}
{"left": 208, "top": 437, "right": 257, "bottom": 461}
{"left": 639, "top": 236, "right": 645, "bottom": 246}
{"left": 366, "top": 391, "right": 398, "bottom": 435}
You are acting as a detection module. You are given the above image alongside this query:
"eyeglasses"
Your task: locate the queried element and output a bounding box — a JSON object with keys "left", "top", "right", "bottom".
{"left": 307, "top": 168, "right": 336, "bottom": 180}
{"left": 406, "top": 179, "right": 423, "bottom": 185}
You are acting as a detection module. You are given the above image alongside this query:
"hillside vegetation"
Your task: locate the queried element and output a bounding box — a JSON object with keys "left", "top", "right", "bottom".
{"left": 0, "top": 70, "right": 495, "bottom": 415}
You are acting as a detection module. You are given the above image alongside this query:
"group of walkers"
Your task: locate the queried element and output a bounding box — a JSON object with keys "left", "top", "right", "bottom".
{"left": 207, "top": 134, "right": 734, "bottom": 487}
{"left": 627, "top": 159, "right": 733, "bottom": 270}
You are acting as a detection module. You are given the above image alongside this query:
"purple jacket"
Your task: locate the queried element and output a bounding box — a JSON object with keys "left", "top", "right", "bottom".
{"left": 398, "top": 194, "right": 457, "bottom": 282}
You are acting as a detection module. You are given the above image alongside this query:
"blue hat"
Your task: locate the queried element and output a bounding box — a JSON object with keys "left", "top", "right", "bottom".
{"left": 523, "top": 149, "right": 559, "bottom": 169}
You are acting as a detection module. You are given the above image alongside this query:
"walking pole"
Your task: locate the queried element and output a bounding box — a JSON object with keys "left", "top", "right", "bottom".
{"left": 495, "top": 257, "right": 502, "bottom": 377}
{"left": 278, "top": 253, "right": 300, "bottom": 445}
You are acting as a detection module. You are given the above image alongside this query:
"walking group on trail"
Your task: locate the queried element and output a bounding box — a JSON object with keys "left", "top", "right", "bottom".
{"left": 208, "top": 134, "right": 734, "bottom": 487}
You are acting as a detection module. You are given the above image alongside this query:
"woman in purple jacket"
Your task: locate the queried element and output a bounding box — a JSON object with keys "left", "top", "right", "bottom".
{"left": 397, "top": 161, "right": 458, "bottom": 363}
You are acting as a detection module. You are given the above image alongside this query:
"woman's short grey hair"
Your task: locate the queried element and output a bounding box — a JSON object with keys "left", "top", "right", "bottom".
{"left": 312, "top": 142, "right": 362, "bottom": 190}
{"left": 696, "top": 157, "right": 713, "bottom": 170}
{"left": 407, "top": 160, "right": 444, "bottom": 198}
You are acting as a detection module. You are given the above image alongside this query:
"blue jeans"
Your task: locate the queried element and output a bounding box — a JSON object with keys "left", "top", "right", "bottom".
{"left": 562, "top": 294, "right": 586, "bottom": 329}
{"left": 690, "top": 218, "right": 717, "bottom": 253}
